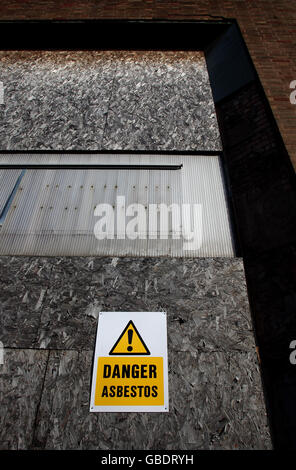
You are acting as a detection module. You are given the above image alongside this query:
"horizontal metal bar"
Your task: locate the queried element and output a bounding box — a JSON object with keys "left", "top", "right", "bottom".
{"left": 0, "top": 164, "right": 183, "bottom": 170}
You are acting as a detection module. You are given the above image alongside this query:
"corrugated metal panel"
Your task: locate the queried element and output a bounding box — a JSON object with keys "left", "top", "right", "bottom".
{"left": 0, "top": 169, "right": 22, "bottom": 214}
{"left": 0, "top": 153, "right": 181, "bottom": 166}
{"left": 0, "top": 154, "right": 235, "bottom": 257}
{"left": 182, "top": 155, "right": 234, "bottom": 257}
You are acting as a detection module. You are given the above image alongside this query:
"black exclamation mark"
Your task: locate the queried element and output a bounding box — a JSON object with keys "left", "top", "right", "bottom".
{"left": 127, "top": 329, "right": 133, "bottom": 352}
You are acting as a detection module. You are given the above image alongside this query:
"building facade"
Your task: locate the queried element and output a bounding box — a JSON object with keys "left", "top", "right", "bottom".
{"left": 0, "top": 1, "right": 296, "bottom": 450}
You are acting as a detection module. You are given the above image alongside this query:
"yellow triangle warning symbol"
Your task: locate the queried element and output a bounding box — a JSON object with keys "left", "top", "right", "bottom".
{"left": 109, "top": 320, "right": 150, "bottom": 355}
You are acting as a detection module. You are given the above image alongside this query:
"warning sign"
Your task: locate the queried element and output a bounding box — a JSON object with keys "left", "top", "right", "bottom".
{"left": 109, "top": 320, "right": 150, "bottom": 355}
{"left": 90, "top": 312, "right": 169, "bottom": 412}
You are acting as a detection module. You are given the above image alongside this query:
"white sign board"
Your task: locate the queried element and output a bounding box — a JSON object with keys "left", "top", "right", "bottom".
{"left": 90, "top": 311, "right": 169, "bottom": 412}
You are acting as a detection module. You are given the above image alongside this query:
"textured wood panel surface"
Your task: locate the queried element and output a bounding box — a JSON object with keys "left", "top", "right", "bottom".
{"left": 0, "top": 50, "right": 221, "bottom": 151}
{"left": 0, "top": 256, "right": 272, "bottom": 449}
{"left": 0, "top": 349, "right": 48, "bottom": 449}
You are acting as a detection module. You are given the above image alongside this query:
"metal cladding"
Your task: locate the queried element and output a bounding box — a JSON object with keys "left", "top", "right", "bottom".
{"left": 0, "top": 169, "right": 22, "bottom": 214}
{"left": 0, "top": 153, "right": 234, "bottom": 257}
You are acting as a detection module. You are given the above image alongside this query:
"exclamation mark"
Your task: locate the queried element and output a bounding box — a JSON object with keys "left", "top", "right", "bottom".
{"left": 127, "top": 329, "right": 133, "bottom": 352}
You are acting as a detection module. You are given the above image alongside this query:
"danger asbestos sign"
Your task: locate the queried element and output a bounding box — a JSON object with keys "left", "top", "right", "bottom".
{"left": 90, "top": 312, "right": 169, "bottom": 412}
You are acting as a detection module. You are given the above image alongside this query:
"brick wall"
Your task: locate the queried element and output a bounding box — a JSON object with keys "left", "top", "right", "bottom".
{"left": 0, "top": 1, "right": 295, "bottom": 170}
{"left": 217, "top": 81, "right": 296, "bottom": 255}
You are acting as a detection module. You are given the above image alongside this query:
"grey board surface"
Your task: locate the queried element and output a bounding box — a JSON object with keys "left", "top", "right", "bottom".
{"left": 0, "top": 256, "right": 272, "bottom": 449}
{"left": 0, "top": 349, "right": 49, "bottom": 450}
{"left": 1, "top": 257, "right": 253, "bottom": 351}
{"left": 0, "top": 51, "right": 221, "bottom": 151}
{"left": 30, "top": 349, "right": 269, "bottom": 450}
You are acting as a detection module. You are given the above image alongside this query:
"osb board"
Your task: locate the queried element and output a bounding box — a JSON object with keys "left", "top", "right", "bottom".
{"left": 31, "top": 348, "right": 270, "bottom": 450}
{"left": 0, "top": 51, "right": 221, "bottom": 151}
{"left": 0, "top": 349, "right": 48, "bottom": 450}
{"left": 0, "top": 256, "right": 272, "bottom": 449}
{"left": 1, "top": 257, "right": 254, "bottom": 352}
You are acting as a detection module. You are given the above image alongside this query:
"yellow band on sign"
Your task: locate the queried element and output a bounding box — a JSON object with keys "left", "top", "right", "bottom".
{"left": 95, "top": 357, "right": 164, "bottom": 406}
